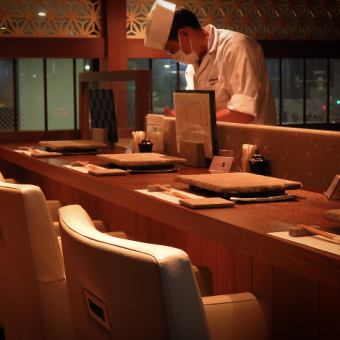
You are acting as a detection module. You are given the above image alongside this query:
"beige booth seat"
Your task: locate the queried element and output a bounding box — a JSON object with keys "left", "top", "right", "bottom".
{"left": 0, "top": 182, "right": 73, "bottom": 340}
{"left": 59, "top": 204, "right": 267, "bottom": 340}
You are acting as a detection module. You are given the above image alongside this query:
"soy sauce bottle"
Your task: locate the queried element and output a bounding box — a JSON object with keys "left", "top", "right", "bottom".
{"left": 248, "top": 154, "right": 268, "bottom": 175}
{"left": 138, "top": 139, "right": 153, "bottom": 153}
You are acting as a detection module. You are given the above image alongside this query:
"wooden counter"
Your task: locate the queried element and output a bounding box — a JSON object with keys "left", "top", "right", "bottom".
{"left": 1, "top": 144, "right": 340, "bottom": 339}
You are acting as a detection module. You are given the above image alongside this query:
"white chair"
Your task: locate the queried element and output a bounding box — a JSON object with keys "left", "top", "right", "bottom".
{"left": 59, "top": 204, "right": 267, "bottom": 340}
{"left": 0, "top": 170, "right": 16, "bottom": 184}
{"left": 0, "top": 170, "right": 108, "bottom": 234}
{"left": 0, "top": 182, "right": 73, "bottom": 340}
{"left": 0, "top": 170, "right": 62, "bottom": 228}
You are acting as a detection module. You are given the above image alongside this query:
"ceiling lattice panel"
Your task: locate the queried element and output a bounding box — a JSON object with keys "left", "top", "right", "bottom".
{"left": 127, "top": 0, "right": 340, "bottom": 40}
{"left": 0, "top": 0, "right": 102, "bottom": 37}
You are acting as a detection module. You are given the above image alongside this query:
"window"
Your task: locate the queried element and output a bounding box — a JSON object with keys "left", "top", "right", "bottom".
{"left": 128, "top": 57, "right": 340, "bottom": 130}
{"left": 46, "top": 59, "right": 74, "bottom": 130}
{"left": 0, "top": 58, "right": 93, "bottom": 132}
{"left": 18, "top": 59, "right": 44, "bottom": 130}
{"left": 0, "top": 59, "right": 15, "bottom": 131}
{"left": 330, "top": 59, "right": 340, "bottom": 123}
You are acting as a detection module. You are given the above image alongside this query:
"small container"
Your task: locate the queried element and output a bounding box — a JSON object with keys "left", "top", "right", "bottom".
{"left": 248, "top": 154, "right": 268, "bottom": 175}
{"left": 138, "top": 138, "right": 153, "bottom": 153}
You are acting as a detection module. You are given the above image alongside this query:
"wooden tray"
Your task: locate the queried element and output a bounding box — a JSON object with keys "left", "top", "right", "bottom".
{"left": 97, "top": 153, "right": 186, "bottom": 167}
{"left": 176, "top": 172, "right": 302, "bottom": 197}
{"left": 39, "top": 140, "right": 107, "bottom": 150}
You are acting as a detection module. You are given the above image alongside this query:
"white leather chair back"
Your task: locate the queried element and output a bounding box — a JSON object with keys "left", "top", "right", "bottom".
{"left": 0, "top": 182, "right": 73, "bottom": 340}
{"left": 59, "top": 204, "right": 210, "bottom": 340}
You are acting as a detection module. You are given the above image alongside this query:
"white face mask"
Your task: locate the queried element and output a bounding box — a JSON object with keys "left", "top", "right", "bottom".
{"left": 171, "top": 34, "right": 199, "bottom": 65}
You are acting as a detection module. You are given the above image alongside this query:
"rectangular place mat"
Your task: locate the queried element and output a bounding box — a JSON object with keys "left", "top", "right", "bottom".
{"left": 135, "top": 189, "right": 202, "bottom": 205}
{"left": 135, "top": 189, "right": 234, "bottom": 209}
{"left": 176, "top": 172, "right": 302, "bottom": 195}
{"left": 63, "top": 164, "right": 128, "bottom": 176}
{"left": 97, "top": 153, "right": 187, "bottom": 167}
{"left": 39, "top": 139, "right": 107, "bottom": 150}
{"left": 179, "top": 197, "right": 234, "bottom": 209}
{"left": 269, "top": 231, "right": 340, "bottom": 256}
{"left": 14, "top": 148, "right": 62, "bottom": 158}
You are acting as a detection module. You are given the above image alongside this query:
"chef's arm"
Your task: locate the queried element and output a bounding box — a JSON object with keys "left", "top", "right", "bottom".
{"left": 216, "top": 108, "right": 255, "bottom": 123}
{"left": 164, "top": 106, "right": 255, "bottom": 123}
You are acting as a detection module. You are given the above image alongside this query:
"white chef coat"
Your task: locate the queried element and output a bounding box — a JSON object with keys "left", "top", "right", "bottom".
{"left": 185, "top": 25, "right": 276, "bottom": 124}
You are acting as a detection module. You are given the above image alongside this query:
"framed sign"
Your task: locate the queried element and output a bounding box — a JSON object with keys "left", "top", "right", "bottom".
{"left": 174, "top": 90, "right": 219, "bottom": 162}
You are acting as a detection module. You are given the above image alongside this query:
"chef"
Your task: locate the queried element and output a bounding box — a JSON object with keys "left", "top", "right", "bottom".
{"left": 144, "top": 0, "right": 276, "bottom": 124}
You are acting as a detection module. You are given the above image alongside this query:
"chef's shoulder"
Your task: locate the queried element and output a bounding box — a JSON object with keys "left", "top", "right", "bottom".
{"left": 216, "top": 29, "right": 261, "bottom": 58}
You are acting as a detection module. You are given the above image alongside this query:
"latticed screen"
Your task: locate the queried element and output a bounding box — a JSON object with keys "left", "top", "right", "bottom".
{"left": 47, "top": 59, "right": 74, "bottom": 130}
{"left": 330, "top": 59, "right": 340, "bottom": 123}
{"left": 0, "top": 58, "right": 92, "bottom": 132}
{"left": 152, "top": 59, "right": 177, "bottom": 113}
{"left": 18, "top": 59, "right": 44, "bottom": 131}
{"left": 282, "top": 59, "right": 303, "bottom": 124}
{"left": 128, "top": 57, "right": 340, "bottom": 126}
{"left": 127, "top": 0, "right": 340, "bottom": 40}
{"left": 306, "top": 59, "right": 327, "bottom": 124}
{"left": 265, "top": 59, "right": 280, "bottom": 123}
{"left": 128, "top": 59, "right": 149, "bottom": 126}
{"left": 0, "top": 59, "right": 14, "bottom": 131}
{"left": 0, "top": 0, "right": 102, "bottom": 37}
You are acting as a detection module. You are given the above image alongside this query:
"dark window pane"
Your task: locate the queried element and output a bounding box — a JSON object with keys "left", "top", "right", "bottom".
{"left": 0, "top": 59, "right": 14, "bottom": 131}
{"left": 282, "top": 59, "right": 303, "bottom": 124}
{"left": 46, "top": 58, "right": 74, "bottom": 130}
{"left": 152, "top": 59, "right": 177, "bottom": 113}
{"left": 128, "top": 58, "right": 149, "bottom": 127}
{"left": 128, "top": 59, "right": 149, "bottom": 70}
{"left": 306, "top": 59, "right": 327, "bottom": 123}
{"left": 179, "top": 63, "right": 187, "bottom": 90}
{"left": 330, "top": 59, "right": 340, "bottom": 123}
{"left": 265, "top": 59, "right": 280, "bottom": 123}
{"left": 18, "top": 59, "right": 44, "bottom": 131}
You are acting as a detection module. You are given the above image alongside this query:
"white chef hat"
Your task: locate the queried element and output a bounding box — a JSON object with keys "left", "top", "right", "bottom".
{"left": 144, "top": 0, "right": 176, "bottom": 49}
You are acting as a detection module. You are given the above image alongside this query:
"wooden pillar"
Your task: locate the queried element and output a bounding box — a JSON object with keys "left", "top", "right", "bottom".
{"left": 101, "top": 0, "right": 127, "bottom": 71}
{"left": 100, "top": 0, "right": 129, "bottom": 132}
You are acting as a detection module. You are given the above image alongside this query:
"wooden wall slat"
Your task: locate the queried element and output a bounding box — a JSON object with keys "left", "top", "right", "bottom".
{"left": 234, "top": 252, "right": 253, "bottom": 292}
{"left": 272, "top": 267, "right": 319, "bottom": 340}
{"left": 215, "top": 245, "right": 236, "bottom": 294}
{"left": 319, "top": 280, "right": 340, "bottom": 339}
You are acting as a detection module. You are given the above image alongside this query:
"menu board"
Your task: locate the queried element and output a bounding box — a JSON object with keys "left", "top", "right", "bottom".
{"left": 174, "top": 90, "right": 218, "bottom": 160}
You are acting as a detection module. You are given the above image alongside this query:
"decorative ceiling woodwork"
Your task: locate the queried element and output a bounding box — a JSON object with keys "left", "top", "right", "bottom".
{"left": 127, "top": 0, "right": 340, "bottom": 40}
{"left": 0, "top": 0, "right": 102, "bottom": 37}
{"left": 1, "top": 1, "right": 338, "bottom": 40}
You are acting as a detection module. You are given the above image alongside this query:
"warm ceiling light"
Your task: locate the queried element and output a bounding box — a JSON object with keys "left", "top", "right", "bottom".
{"left": 38, "top": 11, "right": 47, "bottom": 17}
{"left": 1, "top": 26, "right": 6, "bottom": 30}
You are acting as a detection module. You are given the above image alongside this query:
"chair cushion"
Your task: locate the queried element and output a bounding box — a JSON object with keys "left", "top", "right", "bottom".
{"left": 203, "top": 293, "right": 267, "bottom": 340}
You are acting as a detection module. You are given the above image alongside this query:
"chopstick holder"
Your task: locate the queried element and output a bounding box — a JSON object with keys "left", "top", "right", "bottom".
{"left": 297, "top": 224, "right": 340, "bottom": 244}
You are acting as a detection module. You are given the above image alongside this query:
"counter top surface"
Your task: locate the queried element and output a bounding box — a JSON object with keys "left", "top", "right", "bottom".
{"left": 1, "top": 143, "right": 340, "bottom": 282}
